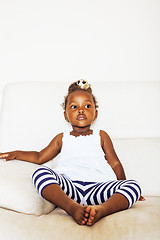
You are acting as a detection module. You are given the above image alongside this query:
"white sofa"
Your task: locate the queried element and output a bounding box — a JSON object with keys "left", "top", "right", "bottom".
{"left": 0, "top": 81, "right": 160, "bottom": 240}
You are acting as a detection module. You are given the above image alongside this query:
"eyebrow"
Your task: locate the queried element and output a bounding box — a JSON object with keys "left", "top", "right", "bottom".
{"left": 69, "top": 100, "right": 92, "bottom": 104}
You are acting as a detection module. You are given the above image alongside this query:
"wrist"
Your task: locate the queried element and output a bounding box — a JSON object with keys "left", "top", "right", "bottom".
{"left": 13, "top": 150, "right": 19, "bottom": 159}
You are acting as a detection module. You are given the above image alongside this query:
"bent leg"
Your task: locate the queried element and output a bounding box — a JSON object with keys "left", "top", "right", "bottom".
{"left": 85, "top": 180, "right": 141, "bottom": 225}
{"left": 86, "top": 193, "right": 129, "bottom": 225}
{"left": 42, "top": 184, "right": 89, "bottom": 225}
{"left": 32, "top": 166, "right": 88, "bottom": 225}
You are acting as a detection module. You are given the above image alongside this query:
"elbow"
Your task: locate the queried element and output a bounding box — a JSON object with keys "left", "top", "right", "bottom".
{"left": 33, "top": 152, "right": 42, "bottom": 164}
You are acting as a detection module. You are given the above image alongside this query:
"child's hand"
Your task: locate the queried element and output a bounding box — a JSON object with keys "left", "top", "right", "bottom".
{"left": 139, "top": 196, "right": 145, "bottom": 201}
{"left": 0, "top": 152, "right": 16, "bottom": 161}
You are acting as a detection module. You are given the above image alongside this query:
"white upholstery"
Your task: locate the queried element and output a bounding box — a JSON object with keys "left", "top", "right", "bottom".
{"left": 0, "top": 160, "right": 55, "bottom": 215}
{"left": 0, "top": 197, "right": 160, "bottom": 240}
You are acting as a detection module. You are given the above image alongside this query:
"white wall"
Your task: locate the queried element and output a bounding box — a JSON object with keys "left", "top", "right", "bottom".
{"left": 0, "top": 0, "right": 160, "bottom": 108}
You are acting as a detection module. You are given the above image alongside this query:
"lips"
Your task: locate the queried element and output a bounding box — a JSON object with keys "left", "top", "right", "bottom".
{"left": 76, "top": 114, "right": 87, "bottom": 120}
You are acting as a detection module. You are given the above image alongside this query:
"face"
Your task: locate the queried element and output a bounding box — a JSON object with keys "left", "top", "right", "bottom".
{"left": 64, "top": 90, "right": 98, "bottom": 130}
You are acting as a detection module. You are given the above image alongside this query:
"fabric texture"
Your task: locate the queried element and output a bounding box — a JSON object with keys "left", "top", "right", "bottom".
{"left": 54, "top": 130, "right": 117, "bottom": 182}
{"left": 32, "top": 166, "right": 141, "bottom": 208}
{"left": 0, "top": 160, "right": 55, "bottom": 215}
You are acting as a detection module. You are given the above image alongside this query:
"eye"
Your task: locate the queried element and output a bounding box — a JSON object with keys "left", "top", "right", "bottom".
{"left": 85, "top": 104, "right": 91, "bottom": 108}
{"left": 70, "top": 105, "right": 77, "bottom": 109}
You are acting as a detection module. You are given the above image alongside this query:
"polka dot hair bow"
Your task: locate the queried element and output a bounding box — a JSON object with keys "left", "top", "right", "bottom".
{"left": 76, "top": 79, "right": 90, "bottom": 90}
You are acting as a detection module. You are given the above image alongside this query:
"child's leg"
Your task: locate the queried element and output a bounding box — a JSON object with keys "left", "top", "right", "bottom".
{"left": 86, "top": 193, "right": 129, "bottom": 225}
{"left": 32, "top": 166, "right": 88, "bottom": 225}
{"left": 42, "top": 184, "right": 88, "bottom": 225}
{"left": 84, "top": 180, "right": 142, "bottom": 225}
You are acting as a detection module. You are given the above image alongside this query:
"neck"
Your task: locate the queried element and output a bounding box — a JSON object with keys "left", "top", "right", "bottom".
{"left": 71, "top": 125, "right": 92, "bottom": 136}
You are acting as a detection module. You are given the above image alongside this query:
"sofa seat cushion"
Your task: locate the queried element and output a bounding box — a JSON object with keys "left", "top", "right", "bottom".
{"left": 0, "top": 197, "right": 159, "bottom": 240}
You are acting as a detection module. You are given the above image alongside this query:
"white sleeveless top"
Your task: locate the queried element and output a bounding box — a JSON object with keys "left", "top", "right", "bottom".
{"left": 54, "top": 129, "right": 117, "bottom": 182}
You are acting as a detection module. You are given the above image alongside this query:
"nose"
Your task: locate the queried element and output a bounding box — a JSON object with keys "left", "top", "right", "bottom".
{"left": 78, "top": 108, "right": 84, "bottom": 114}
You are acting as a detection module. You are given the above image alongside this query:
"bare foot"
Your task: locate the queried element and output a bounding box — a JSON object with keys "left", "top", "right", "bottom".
{"left": 85, "top": 205, "right": 106, "bottom": 226}
{"left": 68, "top": 203, "right": 89, "bottom": 225}
{"left": 139, "top": 196, "right": 145, "bottom": 201}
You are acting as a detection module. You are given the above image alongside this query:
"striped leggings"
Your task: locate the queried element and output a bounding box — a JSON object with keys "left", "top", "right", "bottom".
{"left": 32, "top": 166, "right": 142, "bottom": 208}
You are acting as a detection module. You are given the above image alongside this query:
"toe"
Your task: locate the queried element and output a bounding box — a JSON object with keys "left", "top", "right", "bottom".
{"left": 90, "top": 207, "right": 96, "bottom": 217}
{"left": 86, "top": 221, "right": 92, "bottom": 226}
{"left": 85, "top": 212, "right": 89, "bottom": 218}
{"left": 89, "top": 216, "right": 94, "bottom": 221}
{"left": 85, "top": 206, "right": 91, "bottom": 213}
{"left": 81, "top": 216, "right": 87, "bottom": 224}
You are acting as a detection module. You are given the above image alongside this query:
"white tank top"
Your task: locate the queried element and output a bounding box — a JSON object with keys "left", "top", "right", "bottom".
{"left": 54, "top": 129, "right": 117, "bottom": 182}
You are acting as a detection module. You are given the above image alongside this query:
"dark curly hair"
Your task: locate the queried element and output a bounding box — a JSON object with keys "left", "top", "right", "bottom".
{"left": 62, "top": 81, "right": 98, "bottom": 110}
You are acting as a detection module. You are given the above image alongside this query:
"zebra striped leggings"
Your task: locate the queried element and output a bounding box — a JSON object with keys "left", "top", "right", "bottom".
{"left": 32, "top": 166, "right": 141, "bottom": 208}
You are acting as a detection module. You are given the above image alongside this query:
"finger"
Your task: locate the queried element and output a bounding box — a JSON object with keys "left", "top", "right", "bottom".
{"left": 0, "top": 153, "right": 9, "bottom": 159}
{"left": 4, "top": 155, "right": 13, "bottom": 161}
{"left": 3, "top": 158, "right": 11, "bottom": 162}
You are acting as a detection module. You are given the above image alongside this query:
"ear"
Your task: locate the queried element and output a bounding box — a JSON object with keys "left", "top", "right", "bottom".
{"left": 64, "top": 111, "right": 69, "bottom": 122}
{"left": 94, "top": 110, "right": 98, "bottom": 121}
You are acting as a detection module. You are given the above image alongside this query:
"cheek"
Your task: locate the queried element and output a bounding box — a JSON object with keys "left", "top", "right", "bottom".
{"left": 67, "top": 110, "right": 76, "bottom": 120}
{"left": 91, "top": 110, "right": 97, "bottom": 119}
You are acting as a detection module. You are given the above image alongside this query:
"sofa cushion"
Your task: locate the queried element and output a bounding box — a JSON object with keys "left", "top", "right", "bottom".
{"left": 0, "top": 197, "right": 159, "bottom": 240}
{"left": 0, "top": 160, "right": 55, "bottom": 215}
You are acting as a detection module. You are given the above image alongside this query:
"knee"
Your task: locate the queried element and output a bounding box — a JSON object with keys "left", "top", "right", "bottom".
{"left": 127, "top": 179, "right": 142, "bottom": 197}
{"left": 32, "top": 166, "right": 53, "bottom": 188}
{"left": 32, "top": 166, "right": 60, "bottom": 196}
{"left": 118, "top": 180, "right": 142, "bottom": 207}
{"left": 32, "top": 166, "right": 50, "bottom": 181}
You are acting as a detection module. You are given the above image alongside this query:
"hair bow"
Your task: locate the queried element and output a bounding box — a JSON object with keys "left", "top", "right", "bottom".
{"left": 76, "top": 79, "right": 90, "bottom": 90}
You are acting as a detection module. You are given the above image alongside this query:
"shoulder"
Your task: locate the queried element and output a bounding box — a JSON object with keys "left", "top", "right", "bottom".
{"left": 55, "top": 132, "right": 63, "bottom": 140}
{"left": 49, "top": 132, "right": 63, "bottom": 149}
{"left": 55, "top": 132, "right": 63, "bottom": 143}
{"left": 99, "top": 130, "right": 113, "bottom": 147}
{"left": 99, "top": 129, "right": 110, "bottom": 139}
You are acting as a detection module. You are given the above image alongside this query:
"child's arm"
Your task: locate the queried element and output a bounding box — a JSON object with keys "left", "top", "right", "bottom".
{"left": 100, "top": 130, "right": 126, "bottom": 180}
{"left": 100, "top": 130, "right": 145, "bottom": 200}
{"left": 0, "top": 133, "right": 63, "bottom": 165}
